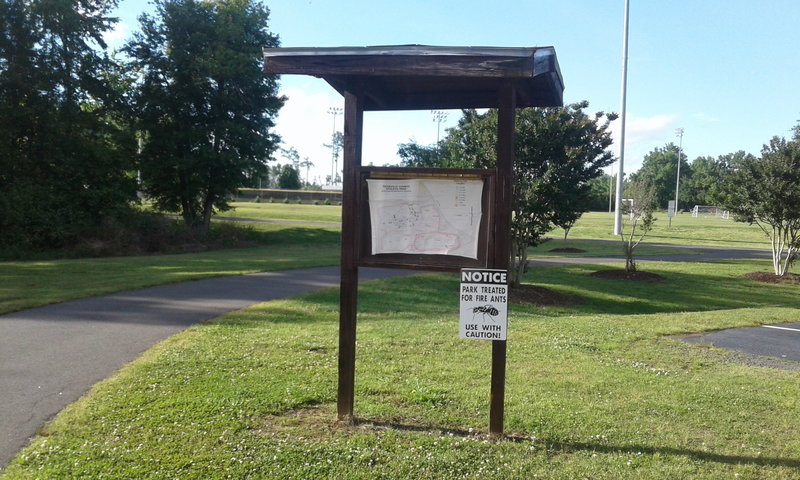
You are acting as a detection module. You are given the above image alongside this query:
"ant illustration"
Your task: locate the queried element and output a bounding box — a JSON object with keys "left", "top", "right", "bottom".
{"left": 471, "top": 304, "right": 499, "bottom": 322}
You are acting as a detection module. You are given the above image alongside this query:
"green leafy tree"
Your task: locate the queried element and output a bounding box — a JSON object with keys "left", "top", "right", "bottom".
{"left": 720, "top": 128, "right": 800, "bottom": 276}
{"left": 585, "top": 174, "right": 615, "bottom": 212}
{"left": 682, "top": 155, "right": 721, "bottom": 207}
{"left": 0, "top": 0, "right": 136, "bottom": 252}
{"left": 682, "top": 151, "right": 753, "bottom": 208}
{"left": 509, "top": 104, "right": 616, "bottom": 284}
{"left": 277, "top": 164, "right": 301, "bottom": 190}
{"left": 409, "top": 103, "right": 616, "bottom": 286}
{"left": 630, "top": 143, "right": 689, "bottom": 210}
{"left": 125, "top": 0, "right": 284, "bottom": 233}
{"left": 397, "top": 140, "right": 444, "bottom": 168}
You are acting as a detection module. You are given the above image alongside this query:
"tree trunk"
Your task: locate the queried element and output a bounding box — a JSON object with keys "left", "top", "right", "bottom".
{"left": 181, "top": 199, "right": 196, "bottom": 229}
{"left": 510, "top": 240, "right": 526, "bottom": 288}
{"left": 201, "top": 196, "right": 215, "bottom": 235}
{"left": 625, "top": 252, "right": 637, "bottom": 272}
{"left": 621, "top": 237, "right": 637, "bottom": 273}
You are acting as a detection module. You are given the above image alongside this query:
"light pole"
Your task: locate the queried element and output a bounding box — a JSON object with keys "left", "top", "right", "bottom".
{"left": 613, "top": 0, "right": 630, "bottom": 236}
{"left": 328, "top": 106, "right": 343, "bottom": 184}
{"left": 431, "top": 110, "right": 448, "bottom": 146}
{"left": 674, "top": 127, "right": 684, "bottom": 215}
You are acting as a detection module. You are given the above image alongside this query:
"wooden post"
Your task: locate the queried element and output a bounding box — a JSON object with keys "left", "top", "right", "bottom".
{"left": 337, "top": 90, "right": 364, "bottom": 424}
{"left": 490, "top": 81, "right": 516, "bottom": 437}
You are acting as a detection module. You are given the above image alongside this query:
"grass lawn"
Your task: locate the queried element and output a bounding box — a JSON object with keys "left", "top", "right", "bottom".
{"left": 548, "top": 211, "right": 771, "bottom": 249}
{"left": 0, "top": 242, "right": 339, "bottom": 315}
{"left": 224, "top": 202, "right": 342, "bottom": 224}
{"left": 528, "top": 239, "right": 699, "bottom": 258}
{"left": 219, "top": 202, "right": 772, "bottom": 250}
{"left": 4, "top": 259, "right": 798, "bottom": 479}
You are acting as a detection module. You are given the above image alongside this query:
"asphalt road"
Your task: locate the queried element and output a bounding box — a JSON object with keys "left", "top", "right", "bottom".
{"left": 0, "top": 266, "right": 412, "bottom": 469}
{"left": 680, "top": 323, "right": 800, "bottom": 363}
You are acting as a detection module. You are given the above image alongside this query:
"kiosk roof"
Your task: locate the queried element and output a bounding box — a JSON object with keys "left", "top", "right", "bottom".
{"left": 262, "top": 45, "right": 564, "bottom": 111}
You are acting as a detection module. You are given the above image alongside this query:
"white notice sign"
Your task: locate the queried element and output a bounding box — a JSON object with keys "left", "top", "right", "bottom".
{"left": 459, "top": 268, "right": 508, "bottom": 340}
{"left": 366, "top": 178, "right": 483, "bottom": 259}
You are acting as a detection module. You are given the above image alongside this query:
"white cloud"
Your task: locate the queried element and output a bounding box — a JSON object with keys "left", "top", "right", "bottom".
{"left": 608, "top": 113, "right": 678, "bottom": 173}
{"left": 102, "top": 21, "right": 129, "bottom": 49}
{"left": 624, "top": 114, "right": 677, "bottom": 148}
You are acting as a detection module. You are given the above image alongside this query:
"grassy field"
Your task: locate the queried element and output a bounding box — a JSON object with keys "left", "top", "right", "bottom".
{"left": 551, "top": 211, "right": 770, "bottom": 249}
{"left": 4, "top": 259, "right": 799, "bottom": 479}
{"left": 223, "top": 202, "right": 772, "bottom": 249}
{"left": 225, "top": 202, "right": 341, "bottom": 224}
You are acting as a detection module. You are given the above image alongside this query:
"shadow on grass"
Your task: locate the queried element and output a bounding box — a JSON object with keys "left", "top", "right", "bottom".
{"left": 527, "top": 263, "right": 800, "bottom": 316}
{"left": 262, "top": 227, "right": 341, "bottom": 245}
{"left": 276, "top": 261, "right": 800, "bottom": 321}
{"left": 266, "top": 262, "right": 800, "bottom": 323}
{"left": 645, "top": 234, "right": 768, "bottom": 246}
{"left": 352, "top": 417, "right": 800, "bottom": 470}
{"left": 256, "top": 267, "right": 797, "bottom": 323}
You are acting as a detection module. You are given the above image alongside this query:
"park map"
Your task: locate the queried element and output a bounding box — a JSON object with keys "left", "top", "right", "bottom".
{"left": 366, "top": 178, "right": 483, "bottom": 259}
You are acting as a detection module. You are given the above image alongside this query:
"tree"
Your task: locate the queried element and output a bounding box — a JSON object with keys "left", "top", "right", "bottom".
{"left": 397, "top": 140, "right": 444, "bottom": 168}
{"left": 620, "top": 179, "right": 657, "bottom": 272}
{"left": 280, "top": 146, "right": 300, "bottom": 170}
{"left": 0, "top": 0, "right": 137, "bottom": 252}
{"left": 630, "top": 143, "right": 689, "bottom": 210}
{"left": 682, "top": 155, "right": 722, "bottom": 207}
{"left": 407, "top": 102, "right": 616, "bottom": 286}
{"left": 126, "top": 0, "right": 283, "bottom": 233}
{"left": 585, "top": 174, "right": 615, "bottom": 212}
{"left": 509, "top": 104, "right": 616, "bottom": 284}
{"left": 277, "top": 164, "right": 301, "bottom": 190}
{"left": 720, "top": 128, "right": 800, "bottom": 276}
{"left": 324, "top": 131, "right": 343, "bottom": 183}
{"left": 682, "top": 151, "right": 753, "bottom": 208}
{"left": 298, "top": 157, "right": 314, "bottom": 186}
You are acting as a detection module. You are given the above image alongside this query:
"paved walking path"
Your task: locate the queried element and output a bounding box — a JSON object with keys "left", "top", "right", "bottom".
{"left": 0, "top": 266, "right": 411, "bottom": 468}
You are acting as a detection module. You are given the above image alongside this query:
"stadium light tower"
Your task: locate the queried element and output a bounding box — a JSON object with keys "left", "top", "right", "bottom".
{"left": 613, "top": 0, "right": 630, "bottom": 236}
{"left": 431, "top": 110, "right": 449, "bottom": 145}
{"left": 328, "top": 106, "right": 343, "bottom": 184}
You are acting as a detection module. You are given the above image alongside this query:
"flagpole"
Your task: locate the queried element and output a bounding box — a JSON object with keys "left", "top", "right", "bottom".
{"left": 613, "top": 0, "right": 630, "bottom": 236}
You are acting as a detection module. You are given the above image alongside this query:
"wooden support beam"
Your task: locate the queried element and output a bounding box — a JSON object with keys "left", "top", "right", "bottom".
{"left": 489, "top": 80, "right": 516, "bottom": 437}
{"left": 264, "top": 53, "right": 534, "bottom": 79}
{"left": 337, "top": 90, "right": 364, "bottom": 424}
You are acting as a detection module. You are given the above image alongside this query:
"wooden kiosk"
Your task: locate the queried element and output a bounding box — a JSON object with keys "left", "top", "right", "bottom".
{"left": 263, "top": 45, "right": 564, "bottom": 436}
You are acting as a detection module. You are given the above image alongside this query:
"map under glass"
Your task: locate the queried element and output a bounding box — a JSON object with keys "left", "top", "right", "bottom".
{"left": 366, "top": 178, "right": 483, "bottom": 259}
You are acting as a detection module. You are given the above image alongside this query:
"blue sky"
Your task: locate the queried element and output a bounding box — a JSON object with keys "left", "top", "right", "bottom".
{"left": 108, "top": 0, "right": 800, "bottom": 185}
